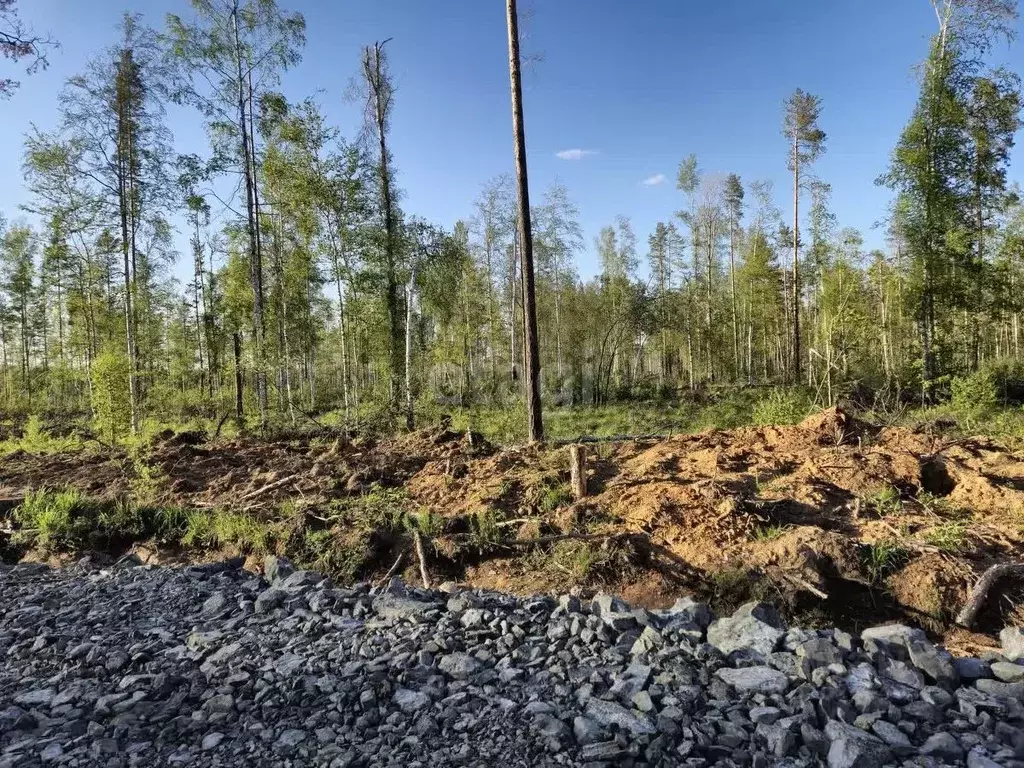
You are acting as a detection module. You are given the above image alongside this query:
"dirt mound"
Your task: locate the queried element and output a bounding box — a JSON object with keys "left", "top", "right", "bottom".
{"left": 3, "top": 408, "right": 1024, "bottom": 642}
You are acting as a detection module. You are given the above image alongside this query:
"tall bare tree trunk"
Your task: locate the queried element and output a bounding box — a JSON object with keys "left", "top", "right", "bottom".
{"left": 405, "top": 268, "right": 417, "bottom": 431}
{"left": 792, "top": 133, "right": 802, "bottom": 384}
{"left": 506, "top": 0, "right": 543, "bottom": 443}
{"left": 232, "top": 3, "right": 266, "bottom": 429}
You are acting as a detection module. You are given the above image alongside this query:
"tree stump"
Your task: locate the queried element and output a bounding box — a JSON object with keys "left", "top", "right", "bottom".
{"left": 569, "top": 444, "right": 588, "bottom": 499}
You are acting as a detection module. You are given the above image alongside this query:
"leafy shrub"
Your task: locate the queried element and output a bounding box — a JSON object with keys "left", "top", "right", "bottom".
{"left": 950, "top": 368, "right": 998, "bottom": 418}
{"left": 0, "top": 414, "right": 83, "bottom": 456}
{"left": 752, "top": 388, "right": 812, "bottom": 426}
{"left": 92, "top": 351, "right": 133, "bottom": 443}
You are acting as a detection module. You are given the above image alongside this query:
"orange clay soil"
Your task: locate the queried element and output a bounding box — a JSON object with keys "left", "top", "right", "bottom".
{"left": 2, "top": 408, "right": 1024, "bottom": 649}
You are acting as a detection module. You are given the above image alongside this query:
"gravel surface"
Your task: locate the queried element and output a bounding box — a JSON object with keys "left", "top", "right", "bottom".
{"left": 2, "top": 556, "right": 1024, "bottom": 767}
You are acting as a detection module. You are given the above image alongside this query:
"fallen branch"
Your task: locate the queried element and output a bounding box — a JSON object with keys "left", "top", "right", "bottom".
{"left": 413, "top": 530, "right": 431, "bottom": 589}
{"left": 494, "top": 517, "right": 543, "bottom": 528}
{"left": 780, "top": 573, "right": 829, "bottom": 601}
{"left": 551, "top": 433, "right": 670, "bottom": 446}
{"left": 375, "top": 550, "right": 407, "bottom": 588}
{"left": 213, "top": 412, "right": 230, "bottom": 439}
{"left": 956, "top": 562, "right": 1024, "bottom": 628}
{"left": 236, "top": 474, "right": 299, "bottom": 503}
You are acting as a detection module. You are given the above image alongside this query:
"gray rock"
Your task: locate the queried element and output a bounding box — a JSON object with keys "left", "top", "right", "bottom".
{"left": 757, "top": 720, "right": 797, "bottom": 757}
{"left": 254, "top": 587, "right": 286, "bottom": 613}
{"left": 879, "top": 657, "right": 925, "bottom": 689}
{"left": 394, "top": 688, "right": 430, "bottom": 714}
{"left": 909, "top": 640, "right": 959, "bottom": 688}
{"left": 460, "top": 607, "right": 486, "bottom": 628}
{"left": 630, "top": 626, "right": 663, "bottom": 656}
{"left": 825, "top": 721, "right": 892, "bottom": 768}
{"left": 201, "top": 591, "right": 227, "bottom": 616}
{"left": 263, "top": 555, "right": 295, "bottom": 585}
{"left": 860, "top": 623, "right": 926, "bottom": 648}
{"left": 201, "top": 732, "right": 225, "bottom": 751}
{"left": 437, "top": 652, "right": 483, "bottom": 680}
{"left": 13, "top": 688, "right": 55, "bottom": 707}
{"left": 1001, "top": 627, "right": 1024, "bottom": 661}
{"left": 274, "top": 728, "right": 307, "bottom": 751}
{"left": 666, "top": 596, "right": 713, "bottom": 628}
{"left": 967, "top": 749, "right": 1004, "bottom": 768}
{"left": 797, "top": 637, "right": 844, "bottom": 668}
{"left": 278, "top": 569, "right": 324, "bottom": 591}
{"left": 581, "top": 741, "right": 629, "bottom": 761}
{"left": 591, "top": 593, "right": 629, "bottom": 616}
{"left": 976, "top": 678, "right": 1024, "bottom": 699}
{"left": 707, "top": 615, "right": 784, "bottom": 656}
{"left": 956, "top": 657, "right": 992, "bottom": 681}
{"left": 40, "top": 743, "right": 63, "bottom": 762}
{"left": 920, "top": 732, "right": 964, "bottom": 762}
{"left": 573, "top": 716, "right": 604, "bottom": 745}
{"left": 870, "top": 720, "right": 913, "bottom": 754}
{"left": 372, "top": 594, "right": 436, "bottom": 621}
{"left": 715, "top": 666, "right": 789, "bottom": 694}
{"left": 585, "top": 698, "right": 657, "bottom": 736}
{"left": 749, "top": 706, "right": 782, "bottom": 725}
{"left": 992, "top": 661, "right": 1024, "bottom": 683}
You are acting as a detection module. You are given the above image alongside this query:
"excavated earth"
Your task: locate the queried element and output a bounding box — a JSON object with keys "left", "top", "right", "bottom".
{"left": 5, "top": 556, "right": 1024, "bottom": 767}
{"left": 3, "top": 409, "right": 1024, "bottom": 648}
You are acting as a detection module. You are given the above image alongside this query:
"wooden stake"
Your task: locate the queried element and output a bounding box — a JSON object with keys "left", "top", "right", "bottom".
{"left": 569, "top": 444, "right": 588, "bottom": 499}
{"left": 413, "top": 530, "right": 431, "bottom": 589}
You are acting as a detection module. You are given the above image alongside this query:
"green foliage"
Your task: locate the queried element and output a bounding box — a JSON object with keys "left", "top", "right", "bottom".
{"left": 13, "top": 489, "right": 86, "bottom": 551}
{"left": 750, "top": 523, "right": 790, "bottom": 542}
{"left": 752, "top": 389, "right": 812, "bottom": 426}
{"left": 470, "top": 507, "right": 501, "bottom": 551}
{"left": 180, "top": 509, "right": 272, "bottom": 554}
{"left": 548, "top": 540, "right": 609, "bottom": 582}
{"left": 409, "top": 508, "right": 444, "bottom": 538}
{"left": 91, "top": 351, "right": 132, "bottom": 443}
{"left": 539, "top": 483, "right": 572, "bottom": 513}
{"left": 867, "top": 485, "right": 903, "bottom": 517}
{"left": 951, "top": 368, "right": 999, "bottom": 418}
{"left": 860, "top": 540, "right": 909, "bottom": 586}
{"left": 0, "top": 415, "right": 83, "bottom": 456}
{"left": 922, "top": 520, "right": 970, "bottom": 552}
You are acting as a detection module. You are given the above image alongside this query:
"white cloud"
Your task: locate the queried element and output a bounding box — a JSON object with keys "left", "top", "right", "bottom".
{"left": 642, "top": 173, "right": 666, "bottom": 186}
{"left": 555, "top": 148, "right": 597, "bottom": 161}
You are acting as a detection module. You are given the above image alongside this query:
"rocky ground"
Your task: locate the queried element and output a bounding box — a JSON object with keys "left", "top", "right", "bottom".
{"left": 3, "top": 560, "right": 1024, "bottom": 767}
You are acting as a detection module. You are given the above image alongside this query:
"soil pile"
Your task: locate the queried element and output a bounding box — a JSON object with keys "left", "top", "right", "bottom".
{"left": 3, "top": 409, "right": 1024, "bottom": 646}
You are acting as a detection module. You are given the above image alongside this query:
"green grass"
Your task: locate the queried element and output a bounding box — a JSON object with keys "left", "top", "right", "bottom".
{"left": 750, "top": 523, "right": 790, "bottom": 542}
{"left": 867, "top": 485, "right": 904, "bottom": 517}
{"left": 13, "top": 488, "right": 86, "bottom": 550}
{"left": 922, "top": 520, "right": 970, "bottom": 552}
{"left": 861, "top": 540, "right": 910, "bottom": 586}
{"left": 539, "top": 483, "right": 572, "bottom": 513}
{"left": 179, "top": 508, "right": 272, "bottom": 554}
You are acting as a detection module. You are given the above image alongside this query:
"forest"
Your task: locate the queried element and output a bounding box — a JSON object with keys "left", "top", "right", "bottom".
{"left": 1, "top": 0, "right": 1023, "bottom": 444}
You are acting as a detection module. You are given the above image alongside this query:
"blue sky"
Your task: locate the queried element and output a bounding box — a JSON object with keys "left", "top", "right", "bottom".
{"left": 2, "top": 0, "right": 1022, "bottom": 281}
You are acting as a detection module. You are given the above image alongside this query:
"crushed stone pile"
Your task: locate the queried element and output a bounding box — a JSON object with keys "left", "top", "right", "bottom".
{"left": 3, "top": 557, "right": 1024, "bottom": 767}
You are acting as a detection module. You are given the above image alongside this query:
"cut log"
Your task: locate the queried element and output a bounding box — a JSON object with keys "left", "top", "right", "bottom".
{"left": 569, "top": 444, "right": 588, "bottom": 499}
{"left": 956, "top": 562, "right": 1024, "bottom": 628}
{"left": 552, "top": 433, "right": 668, "bottom": 446}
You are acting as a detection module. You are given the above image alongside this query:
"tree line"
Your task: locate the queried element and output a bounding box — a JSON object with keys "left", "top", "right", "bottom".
{"left": 0, "top": 0, "right": 1022, "bottom": 439}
